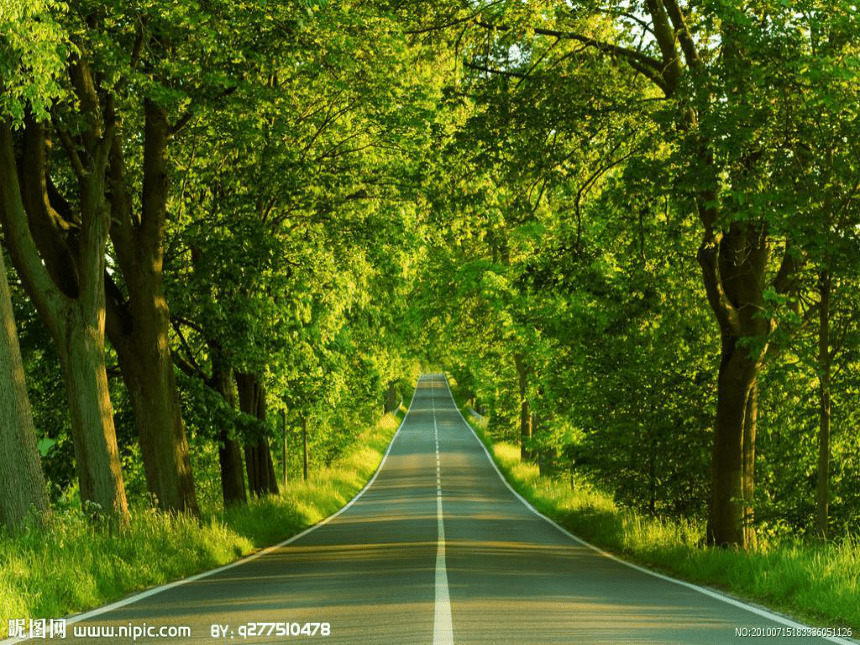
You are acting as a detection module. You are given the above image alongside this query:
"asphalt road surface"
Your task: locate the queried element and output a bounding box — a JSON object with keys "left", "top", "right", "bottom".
{"left": 10, "top": 374, "right": 856, "bottom": 645}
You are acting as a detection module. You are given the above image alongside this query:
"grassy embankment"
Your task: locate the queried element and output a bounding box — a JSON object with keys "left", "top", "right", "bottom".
{"left": 449, "top": 384, "right": 860, "bottom": 635}
{"left": 0, "top": 405, "right": 406, "bottom": 637}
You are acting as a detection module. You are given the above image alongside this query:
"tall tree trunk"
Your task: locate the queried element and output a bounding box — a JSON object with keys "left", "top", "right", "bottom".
{"left": 534, "top": 410, "right": 556, "bottom": 478}
{"left": 282, "top": 410, "right": 288, "bottom": 487}
{"left": 0, "top": 249, "right": 50, "bottom": 530}
{"left": 109, "top": 308, "right": 198, "bottom": 514}
{"left": 105, "top": 101, "right": 198, "bottom": 515}
{"left": 235, "top": 372, "right": 279, "bottom": 498}
{"left": 303, "top": 417, "right": 309, "bottom": 482}
{"left": 56, "top": 309, "right": 129, "bottom": 518}
{"left": 698, "top": 220, "right": 773, "bottom": 548}
{"left": 536, "top": 412, "right": 547, "bottom": 477}
{"left": 218, "top": 430, "right": 247, "bottom": 506}
{"left": 181, "top": 249, "right": 246, "bottom": 508}
{"left": 385, "top": 380, "right": 398, "bottom": 413}
{"left": 707, "top": 334, "right": 757, "bottom": 546}
{"left": 210, "top": 355, "right": 246, "bottom": 507}
{"left": 0, "top": 119, "right": 129, "bottom": 523}
{"left": 742, "top": 383, "right": 758, "bottom": 549}
{"left": 816, "top": 270, "right": 832, "bottom": 540}
{"left": 648, "top": 432, "right": 657, "bottom": 515}
{"left": 514, "top": 352, "right": 533, "bottom": 461}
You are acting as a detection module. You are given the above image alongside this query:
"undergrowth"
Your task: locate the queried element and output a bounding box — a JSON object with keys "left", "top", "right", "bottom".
{"left": 458, "top": 396, "right": 860, "bottom": 634}
{"left": 0, "top": 408, "right": 404, "bottom": 637}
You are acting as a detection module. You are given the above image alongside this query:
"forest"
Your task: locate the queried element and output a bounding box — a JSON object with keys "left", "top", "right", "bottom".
{"left": 1, "top": 0, "right": 859, "bottom": 612}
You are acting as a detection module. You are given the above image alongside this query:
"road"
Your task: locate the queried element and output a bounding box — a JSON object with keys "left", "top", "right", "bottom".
{"left": 12, "top": 374, "right": 855, "bottom": 644}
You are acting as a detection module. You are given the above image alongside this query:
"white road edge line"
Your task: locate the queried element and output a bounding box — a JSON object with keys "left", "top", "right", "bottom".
{"left": 440, "top": 374, "right": 858, "bottom": 645}
{"left": 0, "top": 382, "right": 423, "bottom": 645}
{"left": 432, "top": 386, "right": 454, "bottom": 645}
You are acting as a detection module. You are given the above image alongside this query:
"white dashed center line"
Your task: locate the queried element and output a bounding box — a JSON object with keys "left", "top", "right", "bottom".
{"left": 432, "top": 389, "right": 453, "bottom": 645}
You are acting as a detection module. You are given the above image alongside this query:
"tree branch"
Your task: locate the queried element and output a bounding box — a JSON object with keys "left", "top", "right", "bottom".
{"left": 0, "top": 121, "right": 68, "bottom": 335}
{"left": 697, "top": 229, "right": 740, "bottom": 336}
{"left": 663, "top": 0, "right": 700, "bottom": 69}
{"left": 171, "top": 317, "right": 203, "bottom": 378}
{"left": 476, "top": 20, "right": 663, "bottom": 72}
{"left": 643, "top": 0, "right": 683, "bottom": 94}
{"left": 51, "top": 118, "right": 86, "bottom": 183}
{"left": 463, "top": 60, "right": 527, "bottom": 78}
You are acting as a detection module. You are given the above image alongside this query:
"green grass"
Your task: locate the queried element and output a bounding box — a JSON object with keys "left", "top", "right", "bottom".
{"left": 0, "top": 408, "right": 403, "bottom": 637}
{"left": 458, "top": 402, "right": 860, "bottom": 635}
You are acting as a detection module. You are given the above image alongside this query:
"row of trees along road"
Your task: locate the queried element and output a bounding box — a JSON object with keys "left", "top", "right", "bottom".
{"left": 2, "top": 1, "right": 860, "bottom": 551}
{"left": 0, "top": 0, "right": 433, "bottom": 529}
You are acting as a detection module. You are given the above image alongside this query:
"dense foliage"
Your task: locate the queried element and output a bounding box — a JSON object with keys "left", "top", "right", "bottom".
{"left": 1, "top": 0, "right": 858, "bottom": 548}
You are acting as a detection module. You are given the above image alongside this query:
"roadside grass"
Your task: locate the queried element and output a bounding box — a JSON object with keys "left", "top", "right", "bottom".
{"left": 455, "top": 399, "right": 860, "bottom": 634}
{"left": 0, "top": 407, "right": 404, "bottom": 637}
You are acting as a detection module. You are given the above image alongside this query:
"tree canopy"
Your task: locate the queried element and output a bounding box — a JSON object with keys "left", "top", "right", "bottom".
{"left": 2, "top": 0, "right": 859, "bottom": 548}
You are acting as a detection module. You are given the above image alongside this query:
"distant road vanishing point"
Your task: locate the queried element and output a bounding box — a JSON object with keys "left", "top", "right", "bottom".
{"left": 10, "top": 374, "right": 856, "bottom": 645}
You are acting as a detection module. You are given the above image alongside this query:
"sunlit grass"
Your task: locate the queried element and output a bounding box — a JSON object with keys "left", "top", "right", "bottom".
{"left": 463, "top": 406, "right": 860, "bottom": 632}
{"left": 0, "top": 409, "right": 402, "bottom": 637}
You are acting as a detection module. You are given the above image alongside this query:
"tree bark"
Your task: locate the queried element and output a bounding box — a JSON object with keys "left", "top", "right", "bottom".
{"left": 109, "top": 318, "right": 198, "bottom": 513}
{"left": 816, "top": 270, "right": 831, "bottom": 539}
{"left": 55, "top": 308, "right": 129, "bottom": 518}
{"left": 18, "top": 119, "right": 79, "bottom": 299}
{"left": 207, "top": 354, "right": 247, "bottom": 507}
{"left": 385, "top": 380, "right": 398, "bottom": 413}
{"left": 742, "top": 383, "right": 758, "bottom": 549}
{"left": 303, "top": 417, "right": 309, "bottom": 482}
{"left": 0, "top": 118, "right": 129, "bottom": 523}
{"left": 282, "top": 410, "right": 288, "bottom": 487}
{"left": 698, "top": 220, "right": 771, "bottom": 548}
{"left": 648, "top": 431, "right": 657, "bottom": 514}
{"left": 536, "top": 412, "right": 547, "bottom": 477}
{"left": 105, "top": 101, "right": 198, "bottom": 515}
{"left": 235, "top": 372, "right": 279, "bottom": 497}
{"left": 514, "top": 352, "right": 533, "bottom": 460}
{"left": 708, "top": 338, "right": 752, "bottom": 546}
{"left": 0, "top": 249, "right": 50, "bottom": 530}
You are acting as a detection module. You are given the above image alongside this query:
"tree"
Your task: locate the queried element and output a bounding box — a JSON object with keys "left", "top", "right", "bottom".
{"left": 0, "top": 248, "right": 50, "bottom": 530}
{"left": 0, "top": 1, "right": 128, "bottom": 521}
{"left": 406, "top": 0, "right": 860, "bottom": 547}
{"left": 236, "top": 372, "right": 279, "bottom": 498}
{"left": 164, "top": 0, "right": 433, "bottom": 501}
